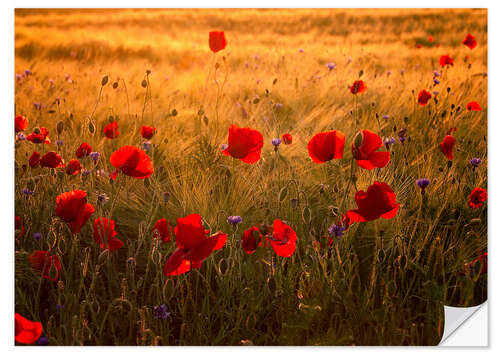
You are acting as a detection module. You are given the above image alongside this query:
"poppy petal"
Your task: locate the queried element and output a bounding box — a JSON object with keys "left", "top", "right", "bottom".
{"left": 368, "top": 151, "right": 390, "bottom": 168}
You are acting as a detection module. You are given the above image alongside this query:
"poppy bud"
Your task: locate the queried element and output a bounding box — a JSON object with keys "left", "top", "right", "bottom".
{"left": 33, "top": 127, "right": 41, "bottom": 134}
{"left": 302, "top": 206, "right": 311, "bottom": 223}
{"left": 259, "top": 224, "right": 272, "bottom": 236}
{"left": 56, "top": 121, "right": 64, "bottom": 134}
{"left": 279, "top": 187, "right": 288, "bottom": 201}
{"left": 198, "top": 108, "right": 204, "bottom": 116}
{"left": 141, "top": 79, "right": 147, "bottom": 88}
{"left": 470, "top": 218, "right": 482, "bottom": 226}
{"left": 146, "top": 69, "right": 151, "bottom": 75}
{"left": 400, "top": 255, "right": 407, "bottom": 268}
{"left": 108, "top": 116, "right": 114, "bottom": 123}
{"left": 113, "top": 82, "right": 118, "bottom": 89}
{"left": 353, "top": 131, "right": 363, "bottom": 148}
{"left": 88, "top": 121, "right": 95, "bottom": 134}
{"left": 49, "top": 263, "right": 59, "bottom": 281}
{"left": 447, "top": 160, "right": 452, "bottom": 168}
{"left": 171, "top": 109, "right": 178, "bottom": 116}
{"left": 215, "top": 62, "right": 220, "bottom": 70}
{"left": 98, "top": 249, "right": 110, "bottom": 265}
{"left": 377, "top": 249, "right": 385, "bottom": 262}
{"left": 101, "top": 75, "right": 109, "bottom": 86}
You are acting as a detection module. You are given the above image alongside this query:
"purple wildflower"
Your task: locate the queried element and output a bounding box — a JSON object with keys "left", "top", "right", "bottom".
{"left": 153, "top": 304, "right": 170, "bottom": 319}
{"left": 17, "top": 133, "right": 26, "bottom": 141}
{"left": 434, "top": 78, "right": 440, "bottom": 85}
{"left": 36, "top": 336, "right": 49, "bottom": 345}
{"left": 416, "top": 178, "right": 430, "bottom": 193}
{"left": 470, "top": 158, "right": 481, "bottom": 171}
{"left": 383, "top": 137, "right": 396, "bottom": 150}
{"left": 97, "top": 193, "right": 109, "bottom": 205}
{"left": 221, "top": 143, "right": 228, "bottom": 151}
{"left": 227, "top": 216, "right": 242, "bottom": 227}
{"left": 271, "top": 138, "right": 282, "bottom": 147}
{"left": 326, "top": 62, "right": 336, "bottom": 71}
{"left": 89, "top": 151, "right": 100, "bottom": 162}
{"left": 142, "top": 141, "right": 152, "bottom": 151}
{"left": 23, "top": 188, "right": 34, "bottom": 195}
{"left": 33, "top": 232, "right": 41, "bottom": 240}
{"left": 328, "top": 224, "right": 346, "bottom": 238}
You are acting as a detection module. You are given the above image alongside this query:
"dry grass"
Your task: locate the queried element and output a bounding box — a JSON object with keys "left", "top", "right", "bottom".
{"left": 14, "top": 8, "right": 487, "bottom": 345}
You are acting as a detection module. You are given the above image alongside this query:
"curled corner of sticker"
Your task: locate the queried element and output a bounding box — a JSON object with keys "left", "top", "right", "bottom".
{"left": 439, "top": 302, "right": 488, "bottom": 346}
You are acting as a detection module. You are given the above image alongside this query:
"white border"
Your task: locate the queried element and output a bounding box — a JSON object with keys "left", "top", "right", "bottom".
{"left": 3, "top": 0, "right": 497, "bottom": 355}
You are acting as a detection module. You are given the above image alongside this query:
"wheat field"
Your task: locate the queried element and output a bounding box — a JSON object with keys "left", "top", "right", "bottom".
{"left": 14, "top": 8, "right": 487, "bottom": 346}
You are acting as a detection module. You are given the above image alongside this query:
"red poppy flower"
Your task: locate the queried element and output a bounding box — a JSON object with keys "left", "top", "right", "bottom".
{"left": 466, "top": 101, "right": 482, "bottom": 111}
{"left": 55, "top": 190, "right": 95, "bottom": 234}
{"left": 267, "top": 220, "right": 297, "bottom": 257}
{"left": 93, "top": 217, "right": 123, "bottom": 251}
{"left": 15, "top": 215, "right": 24, "bottom": 239}
{"left": 307, "top": 130, "right": 345, "bottom": 164}
{"left": 439, "top": 54, "right": 454, "bottom": 67}
{"left": 446, "top": 127, "right": 457, "bottom": 135}
{"left": 15, "top": 313, "right": 43, "bottom": 344}
{"left": 417, "top": 90, "right": 432, "bottom": 106}
{"left": 440, "top": 135, "right": 455, "bottom": 160}
{"left": 241, "top": 226, "right": 262, "bottom": 254}
{"left": 29, "top": 151, "right": 40, "bottom": 168}
{"left": 163, "top": 214, "right": 227, "bottom": 276}
{"left": 350, "top": 80, "right": 367, "bottom": 94}
{"left": 468, "top": 187, "right": 487, "bottom": 209}
{"left": 209, "top": 31, "right": 227, "bottom": 53}
{"left": 40, "top": 151, "right": 64, "bottom": 168}
{"left": 141, "top": 125, "right": 157, "bottom": 140}
{"left": 467, "top": 252, "right": 487, "bottom": 274}
{"left": 222, "top": 124, "right": 264, "bottom": 164}
{"left": 75, "top": 142, "right": 92, "bottom": 158}
{"left": 15, "top": 115, "right": 29, "bottom": 133}
{"left": 153, "top": 218, "right": 172, "bottom": 243}
{"left": 26, "top": 127, "right": 50, "bottom": 144}
{"left": 282, "top": 133, "right": 293, "bottom": 145}
{"left": 428, "top": 35, "right": 434, "bottom": 43}
{"left": 29, "top": 250, "right": 62, "bottom": 281}
{"left": 66, "top": 159, "right": 81, "bottom": 175}
{"left": 346, "top": 181, "right": 399, "bottom": 222}
{"left": 463, "top": 34, "right": 477, "bottom": 50}
{"left": 110, "top": 145, "right": 154, "bottom": 179}
{"left": 352, "top": 130, "right": 390, "bottom": 170}
{"left": 416, "top": 43, "right": 422, "bottom": 49}
{"left": 104, "top": 121, "right": 119, "bottom": 139}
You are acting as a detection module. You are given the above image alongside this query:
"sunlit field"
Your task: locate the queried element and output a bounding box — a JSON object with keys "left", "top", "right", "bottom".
{"left": 14, "top": 8, "right": 487, "bottom": 346}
